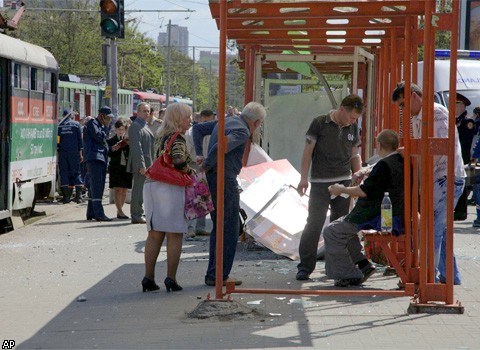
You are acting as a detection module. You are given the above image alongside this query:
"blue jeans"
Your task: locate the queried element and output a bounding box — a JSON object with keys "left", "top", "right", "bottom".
{"left": 474, "top": 183, "right": 480, "bottom": 221}
{"left": 205, "top": 174, "right": 240, "bottom": 280}
{"left": 434, "top": 176, "right": 464, "bottom": 284}
{"left": 86, "top": 160, "right": 107, "bottom": 219}
{"left": 188, "top": 216, "right": 206, "bottom": 231}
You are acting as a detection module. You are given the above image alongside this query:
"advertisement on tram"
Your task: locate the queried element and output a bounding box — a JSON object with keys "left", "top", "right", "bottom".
{"left": 0, "top": 33, "right": 59, "bottom": 232}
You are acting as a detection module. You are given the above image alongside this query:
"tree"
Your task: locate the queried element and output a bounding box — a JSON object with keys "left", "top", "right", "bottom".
{"left": 12, "top": 0, "right": 105, "bottom": 78}
{"left": 4, "top": 0, "right": 228, "bottom": 111}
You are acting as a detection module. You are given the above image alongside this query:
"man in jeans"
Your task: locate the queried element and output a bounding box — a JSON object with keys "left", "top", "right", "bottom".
{"left": 193, "top": 102, "right": 266, "bottom": 286}
{"left": 296, "top": 95, "right": 363, "bottom": 281}
{"left": 392, "top": 82, "right": 466, "bottom": 285}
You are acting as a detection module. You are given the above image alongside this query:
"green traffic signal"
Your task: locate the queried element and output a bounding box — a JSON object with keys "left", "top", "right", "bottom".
{"left": 101, "top": 18, "right": 119, "bottom": 35}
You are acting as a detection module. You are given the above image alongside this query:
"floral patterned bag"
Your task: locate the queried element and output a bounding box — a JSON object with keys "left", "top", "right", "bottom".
{"left": 184, "top": 172, "right": 214, "bottom": 220}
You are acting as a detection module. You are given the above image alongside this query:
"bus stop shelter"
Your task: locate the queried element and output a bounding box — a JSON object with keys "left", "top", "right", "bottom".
{"left": 208, "top": 0, "right": 463, "bottom": 313}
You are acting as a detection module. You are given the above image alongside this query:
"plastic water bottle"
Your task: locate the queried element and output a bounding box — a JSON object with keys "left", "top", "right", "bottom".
{"left": 381, "top": 192, "right": 392, "bottom": 232}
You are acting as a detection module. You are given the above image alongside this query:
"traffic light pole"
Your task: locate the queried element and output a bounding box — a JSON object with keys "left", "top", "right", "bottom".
{"left": 105, "top": 38, "right": 111, "bottom": 93}
{"left": 111, "top": 38, "right": 119, "bottom": 118}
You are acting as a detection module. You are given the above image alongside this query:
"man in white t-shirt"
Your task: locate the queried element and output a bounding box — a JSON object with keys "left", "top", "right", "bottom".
{"left": 392, "top": 82, "right": 466, "bottom": 285}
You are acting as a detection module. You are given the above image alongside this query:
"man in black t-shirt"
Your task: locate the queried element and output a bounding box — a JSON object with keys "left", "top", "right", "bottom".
{"left": 324, "top": 129, "right": 404, "bottom": 287}
{"left": 296, "top": 95, "right": 363, "bottom": 281}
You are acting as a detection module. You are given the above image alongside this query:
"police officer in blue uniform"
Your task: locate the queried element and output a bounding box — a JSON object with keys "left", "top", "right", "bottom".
{"left": 83, "top": 106, "right": 113, "bottom": 221}
{"left": 454, "top": 93, "right": 475, "bottom": 221}
{"left": 57, "top": 109, "right": 84, "bottom": 204}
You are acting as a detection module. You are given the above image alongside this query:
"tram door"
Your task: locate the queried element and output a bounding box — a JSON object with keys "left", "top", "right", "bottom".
{"left": 86, "top": 92, "right": 96, "bottom": 118}
{"left": 74, "top": 91, "right": 85, "bottom": 121}
{"left": 0, "top": 58, "right": 8, "bottom": 212}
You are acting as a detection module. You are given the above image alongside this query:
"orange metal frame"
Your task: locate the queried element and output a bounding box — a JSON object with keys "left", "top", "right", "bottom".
{"left": 209, "top": 0, "right": 463, "bottom": 311}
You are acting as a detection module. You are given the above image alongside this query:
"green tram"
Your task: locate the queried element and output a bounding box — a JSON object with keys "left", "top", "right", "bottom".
{"left": 0, "top": 33, "right": 59, "bottom": 232}
{"left": 58, "top": 80, "right": 133, "bottom": 121}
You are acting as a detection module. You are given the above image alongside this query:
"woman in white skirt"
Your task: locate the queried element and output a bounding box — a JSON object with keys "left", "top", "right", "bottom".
{"left": 141, "top": 102, "right": 193, "bottom": 293}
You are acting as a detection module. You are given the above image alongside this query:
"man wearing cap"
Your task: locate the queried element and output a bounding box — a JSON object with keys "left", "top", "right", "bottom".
{"left": 454, "top": 93, "right": 475, "bottom": 221}
{"left": 392, "top": 82, "right": 465, "bottom": 285}
{"left": 83, "top": 106, "right": 113, "bottom": 221}
{"left": 57, "top": 109, "right": 83, "bottom": 204}
{"left": 127, "top": 102, "right": 155, "bottom": 224}
{"left": 295, "top": 94, "right": 363, "bottom": 281}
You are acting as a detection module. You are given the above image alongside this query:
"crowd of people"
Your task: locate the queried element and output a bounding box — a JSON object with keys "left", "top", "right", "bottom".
{"left": 56, "top": 85, "right": 474, "bottom": 292}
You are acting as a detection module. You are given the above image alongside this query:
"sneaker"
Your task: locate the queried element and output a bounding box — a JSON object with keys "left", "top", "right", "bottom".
{"left": 296, "top": 270, "right": 310, "bottom": 281}
{"left": 437, "top": 275, "right": 462, "bottom": 285}
{"left": 473, "top": 220, "right": 480, "bottom": 228}
{"left": 334, "top": 278, "right": 362, "bottom": 287}
{"left": 361, "top": 263, "right": 376, "bottom": 283}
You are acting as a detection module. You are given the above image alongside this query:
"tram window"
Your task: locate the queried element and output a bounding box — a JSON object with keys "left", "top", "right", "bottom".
{"left": 44, "top": 71, "right": 51, "bottom": 93}
{"left": 37, "top": 69, "right": 44, "bottom": 92}
{"left": 31, "top": 68, "right": 37, "bottom": 91}
{"left": 50, "top": 73, "right": 57, "bottom": 94}
{"left": 13, "top": 63, "right": 20, "bottom": 88}
{"left": 20, "top": 65, "right": 28, "bottom": 89}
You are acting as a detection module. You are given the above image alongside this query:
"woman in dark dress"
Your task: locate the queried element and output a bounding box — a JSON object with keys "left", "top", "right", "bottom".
{"left": 108, "top": 118, "right": 133, "bottom": 219}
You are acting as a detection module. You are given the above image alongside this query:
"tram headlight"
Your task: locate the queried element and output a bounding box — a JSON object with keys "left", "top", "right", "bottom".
{"left": 100, "top": 0, "right": 125, "bottom": 39}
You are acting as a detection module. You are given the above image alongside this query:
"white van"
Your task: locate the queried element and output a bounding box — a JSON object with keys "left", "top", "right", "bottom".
{"left": 418, "top": 58, "right": 480, "bottom": 113}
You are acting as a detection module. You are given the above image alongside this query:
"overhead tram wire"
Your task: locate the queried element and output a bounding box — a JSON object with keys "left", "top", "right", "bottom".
{"left": 22, "top": 8, "right": 195, "bottom": 13}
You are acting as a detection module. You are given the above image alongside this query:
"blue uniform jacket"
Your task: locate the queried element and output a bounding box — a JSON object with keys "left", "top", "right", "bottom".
{"left": 192, "top": 116, "right": 250, "bottom": 179}
{"left": 58, "top": 117, "right": 83, "bottom": 153}
{"left": 83, "top": 118, "right": 111, "bottom": 164}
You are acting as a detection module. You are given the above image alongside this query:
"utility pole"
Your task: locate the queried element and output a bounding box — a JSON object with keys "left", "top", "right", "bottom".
{"left": 165, "top": 19, "right": 172, "bottom": 107}
{"left": 192, "top": 46, "right": 196, "bottom": 112}
{"left": 208, "top": 59, "right": 212, "bottom": 109}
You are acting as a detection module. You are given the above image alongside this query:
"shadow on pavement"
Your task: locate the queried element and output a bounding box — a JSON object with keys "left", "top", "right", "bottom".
{"left": 17, "top": 238, "right": 422, "bottom": 349}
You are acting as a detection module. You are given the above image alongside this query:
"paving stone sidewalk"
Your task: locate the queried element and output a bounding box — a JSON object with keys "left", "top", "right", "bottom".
{"left": 0, "top": 198, "right": 479, "bottom": 349}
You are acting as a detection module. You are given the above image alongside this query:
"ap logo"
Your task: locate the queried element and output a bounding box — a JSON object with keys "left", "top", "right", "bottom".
{"left": 2, "top": 340, "right": 15, "bottom": 349}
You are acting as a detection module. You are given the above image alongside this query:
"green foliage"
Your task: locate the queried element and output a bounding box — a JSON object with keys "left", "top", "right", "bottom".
{"left": 12, "top": 0, "right": 104, "bottom": 77}
{"left": 417, "top": 0, "right": 453, "bottom": 61}
{"left": 6, "top": 0, "right": 226, "bottom": 112}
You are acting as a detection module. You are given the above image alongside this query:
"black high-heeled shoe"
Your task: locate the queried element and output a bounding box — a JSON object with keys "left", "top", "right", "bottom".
{"left": 141, "top": 277, "right": 160, "bottom": 292}
{"left": 164, "top": 277, "right": 182, "bottom": 292}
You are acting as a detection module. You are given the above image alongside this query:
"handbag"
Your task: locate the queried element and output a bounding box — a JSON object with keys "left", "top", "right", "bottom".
{"left": 145, "top": 132, "right": 193, "bottom": 187}
{"left": 184, "top": 172, "right": 214, "bottom": 220}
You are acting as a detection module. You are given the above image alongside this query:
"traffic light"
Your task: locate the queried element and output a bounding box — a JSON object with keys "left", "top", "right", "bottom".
{"left": 100, "top": 0, "right": 124, "bottom": 39}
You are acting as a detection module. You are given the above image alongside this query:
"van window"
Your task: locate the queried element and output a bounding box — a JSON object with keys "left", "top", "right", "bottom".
{"left": 444, "top": 91, "right": 480, "bottom": 115}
